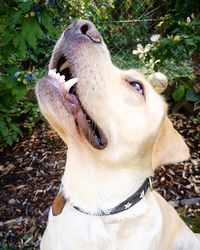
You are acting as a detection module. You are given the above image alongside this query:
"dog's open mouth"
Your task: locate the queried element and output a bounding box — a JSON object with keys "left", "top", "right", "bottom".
{"left": 49, "top": 56, "right": 108, "bottom": 150}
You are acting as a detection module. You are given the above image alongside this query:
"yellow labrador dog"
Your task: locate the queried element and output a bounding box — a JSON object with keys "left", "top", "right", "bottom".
{"left": 36, "top": 20, "right": 200, "bottom": 250}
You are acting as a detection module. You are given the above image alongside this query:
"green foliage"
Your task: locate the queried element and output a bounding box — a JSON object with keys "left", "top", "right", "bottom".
{"left": 133, "top": 12, "right": 200, "bottom": 111}
{"left": 197, "top": 116, "right": 200, "bottom": 140}
{"left": 1, "top": 0, "right": 200, "bottom": 149}
{"left": 0, "top": 0, "right": 59, "bottom": 149}
{"left": 0, "top": 243, "right": 15, "bottom": 250}
{"left": 0, "top": 0, "right": 152, "bottom": 149}
{"left": 180, "top": 211, "right": 200, "bottom": 233}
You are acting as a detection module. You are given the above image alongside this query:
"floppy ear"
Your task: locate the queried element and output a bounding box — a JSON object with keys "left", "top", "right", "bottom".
{"left": 152, "top": 116, "right": 190, "bottom": 169}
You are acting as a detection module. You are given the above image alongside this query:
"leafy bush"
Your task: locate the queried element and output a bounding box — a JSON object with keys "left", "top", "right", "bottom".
{"left": 1, "top": 0, "right": 200, "bottom": 148}
{"left": 0, "top": 0, "right": 59, "bottom": 149}
{"left": 133, "top": 13, "right": 200, "bottom": 112}
{"left": 0, "top": 0, "right": 153, "bottom": 149}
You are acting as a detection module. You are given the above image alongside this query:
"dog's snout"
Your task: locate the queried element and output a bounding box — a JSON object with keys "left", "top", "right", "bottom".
{"left": 65, "top": 20, "right": 101, "bottom": 43}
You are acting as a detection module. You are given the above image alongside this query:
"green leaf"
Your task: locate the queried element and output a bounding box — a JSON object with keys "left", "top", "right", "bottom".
{"left": 197, "top": 116, "right": 200, "bottom": 124}
{"left": 194, "top": 100, "right": 200, "bottom": 111}
{"left": 193, "top": 36, "right": 200, "bottom": 42}
{"left": 12, "top": 85, "right": 26, "bottom": 101}
{"left": 172, "top": 85, "right": 185, "bottom": 101}
{"left": 23, "top": 233, "right": 30, "bottom": 241}
{"left": 18, "top": 1, "right": 33, "bottom": 13}
{"left": 14, "top": 32, "right": 27, "bottom": 58}
{"left": 22, "top": 19, "right": 37, "bottom": 49}
{"left": 39, "top": 11, "right": 55, "bottom": 34}
{"left": 6, "top": 135, "right": 14, "bottom": 146}
{"left": 10, "top": 11, "right": 23, "bottom": 26}
{"left": 33, "top": 19, "right": 44, "bottom": 39}
{"left": 0, "top": 33, "right": 14, "bottom": 46}
{"left": 20, "top": 19, "right": 45, "bottom": 50}
{"left": 185, "top": 39, "right": 195, "bottom": 47}
{"left": 186, "top": 89, "right": 200, "bottom": 102}
{"left": 0, "top": 120, "right": 8, "bottom": 137}
{"left": 196, "top": 132, "right": 200, "bottom": 140}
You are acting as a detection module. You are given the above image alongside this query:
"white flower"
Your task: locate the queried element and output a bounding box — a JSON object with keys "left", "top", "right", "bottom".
{"left": 137, "top": 43, "right": 144, "bottom": 51}
{"left": 132, "top": 44, "right": 144, "bottom": 55}
{"left": 132, "top": 50, "right": 139, "bottom": 55}
{"left": 150, "top": 34, "right": 160, "bottom": 42}
{"left": 144, "top": 44, "right": 152, "bottom": 53}
{"left": 187, "top": 17, "right": 191, "bottom": 23}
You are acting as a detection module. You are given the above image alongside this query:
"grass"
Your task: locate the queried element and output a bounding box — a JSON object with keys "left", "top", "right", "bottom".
{"left": 180, "top": 211, "right": 200, "bottom": 233}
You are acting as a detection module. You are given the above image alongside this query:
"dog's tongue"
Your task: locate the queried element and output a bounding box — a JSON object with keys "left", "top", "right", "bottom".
{"left": 65, "top": 92, "right": 107, "bottom": 149}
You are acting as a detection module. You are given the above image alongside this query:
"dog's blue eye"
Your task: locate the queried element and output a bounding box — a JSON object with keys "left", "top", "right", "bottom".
{"left": 129, "top": 81, "right": 144, "bottom": 95}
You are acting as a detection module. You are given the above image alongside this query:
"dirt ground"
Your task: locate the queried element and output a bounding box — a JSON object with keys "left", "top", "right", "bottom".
{"left": 0, "top": 113, "right": 200, "bottom": 249}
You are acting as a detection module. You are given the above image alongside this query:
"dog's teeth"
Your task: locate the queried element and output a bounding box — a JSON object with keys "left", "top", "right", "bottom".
{"left": 60, "top": 61, "right": 69, "bottom": 72}
{"left": 48, "top": 70, "right": 67, "bottom": 84}
{"left": 59, "top": 75, "right": 65, "bottom": 83}
{"left": 64, "top": 78, "right": 78, "bottom": 92}
{"left": 48, "top": 69, "right": 56, "bottom": 77}
{"left": 48, "top": 69, "right": 56, "bottom": 73}
{"left": 48, "top": 69, "right": 59, "bottom": 79}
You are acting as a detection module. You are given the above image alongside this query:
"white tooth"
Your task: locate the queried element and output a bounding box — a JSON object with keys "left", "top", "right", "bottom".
{"left": 48, "top": 69, "right": 56, "bottom": 77}
{"left": 50, "top": 72, "right": 56, "bottom": 78}
{"left": 60, "top": 61, "right": 69, "bottom": 72}
{"left": 53, "top": 72, "right": 60, "bottom": 81}
{"left": 64, "top": 78, "right": 78, "bottom": 92}
{"left": 48, "top": 69, "right": 58, "bottom": 79}
{"left": 59, "top": 75, "right": 65, "bottom": 83}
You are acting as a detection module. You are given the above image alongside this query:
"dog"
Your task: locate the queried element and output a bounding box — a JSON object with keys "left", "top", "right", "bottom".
{"left": 36, "top": 20, "right": 200, "bottom": 250}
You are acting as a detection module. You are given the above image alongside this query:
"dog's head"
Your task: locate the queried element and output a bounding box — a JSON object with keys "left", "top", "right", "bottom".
{"left": 36, "top": 20, "right": 189, "bottom": 170}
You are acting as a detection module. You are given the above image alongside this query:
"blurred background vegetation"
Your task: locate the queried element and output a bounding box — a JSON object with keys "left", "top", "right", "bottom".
{"left": 0, "top": 0, "right": 200, "bottom": 150}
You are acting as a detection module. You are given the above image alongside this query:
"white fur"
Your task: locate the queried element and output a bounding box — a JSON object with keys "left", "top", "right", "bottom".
{"left": 36, "top": 22, "right": 200, "bottom": 249}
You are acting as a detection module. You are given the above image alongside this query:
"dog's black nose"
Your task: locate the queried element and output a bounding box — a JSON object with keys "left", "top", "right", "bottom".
{"left": 79, "top": 21, "right": 101, "bottom": 43}
{"left": 65, "top": 20, "right": 101, "bottom": 43}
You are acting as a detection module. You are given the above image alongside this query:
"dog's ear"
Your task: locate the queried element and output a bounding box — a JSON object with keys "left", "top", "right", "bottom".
{"left": 152, "top": 116, "right": 190, "bottom": 169}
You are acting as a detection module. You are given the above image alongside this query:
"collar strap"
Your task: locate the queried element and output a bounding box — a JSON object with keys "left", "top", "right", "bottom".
{"left": 52, "top": 177, "right": 153, "bottom": 217}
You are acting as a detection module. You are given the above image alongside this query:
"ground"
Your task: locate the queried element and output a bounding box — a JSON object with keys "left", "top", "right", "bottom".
{"left": 0, "top": 113, "right": 200, "bottom": 249}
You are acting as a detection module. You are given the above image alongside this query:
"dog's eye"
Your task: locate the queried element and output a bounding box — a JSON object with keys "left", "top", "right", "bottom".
{"left": 129, "top": 81, "right": 144, "bottom": 95}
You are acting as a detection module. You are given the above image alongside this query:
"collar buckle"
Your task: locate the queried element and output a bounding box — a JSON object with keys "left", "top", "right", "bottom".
{"left": 148, "top": 176, "right": 153, "bottom": 190}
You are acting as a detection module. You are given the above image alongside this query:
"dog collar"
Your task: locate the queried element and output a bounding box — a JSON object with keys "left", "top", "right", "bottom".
{"left": 52, "top": 177, "right": 153, "bottom": 216}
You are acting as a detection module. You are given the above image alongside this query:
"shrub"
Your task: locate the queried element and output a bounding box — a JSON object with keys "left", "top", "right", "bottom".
{"left": 0, "top": 0, "right": 152, "bottom": 149}
{"left": 0, "top": 0, "right": 58, "bottom": 149}
{"left": 1, "top": 0, "right": 200, "bottom": 148}
{"left": 133, "top": 13, "right": 200, "bottom": 113}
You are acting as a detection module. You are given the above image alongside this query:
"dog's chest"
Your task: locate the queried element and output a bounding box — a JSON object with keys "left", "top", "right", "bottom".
{"left": 42, "top": 205, "right": 161, "bottom": 250}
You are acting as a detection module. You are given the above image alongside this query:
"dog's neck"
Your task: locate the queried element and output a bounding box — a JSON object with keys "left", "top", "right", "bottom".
{"left": 62, "top": 144, "right": 153, "bottom": 214}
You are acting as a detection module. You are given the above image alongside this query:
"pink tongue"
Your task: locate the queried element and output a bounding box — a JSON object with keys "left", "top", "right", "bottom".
{"left": 65, "top": 93, "right": 80, "bottom": 110}
{"left": 64, "top": 93, "right": 101, "bottom": 148}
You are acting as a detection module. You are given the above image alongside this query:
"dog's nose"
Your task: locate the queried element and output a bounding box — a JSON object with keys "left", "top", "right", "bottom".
{"left": 65, "top": 20, "right": 101, "bottom": 43}
{"left": 79, "top": 20, "right": 101, "bottom": 43}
